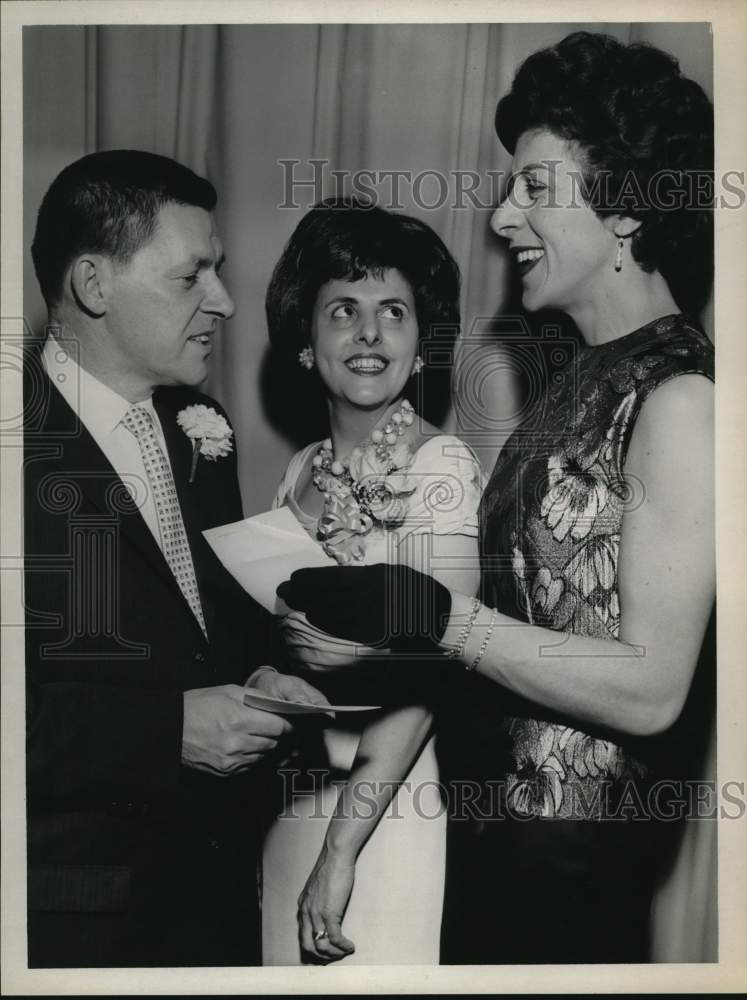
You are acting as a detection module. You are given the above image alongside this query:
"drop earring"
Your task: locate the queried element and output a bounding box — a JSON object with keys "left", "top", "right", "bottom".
{"left": 411, "top": 355, "right": 424, "bottom": 376}
{"left": 614, "top": 239, "right": 624, "bottom": 273}
{"left": 298, "top": 346, "right": 315, "bottom": 370}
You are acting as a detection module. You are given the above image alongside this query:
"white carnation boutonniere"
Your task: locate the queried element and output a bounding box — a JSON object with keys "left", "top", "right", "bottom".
{"left": 177, "top": 404, "right": 234, "bottom": 483}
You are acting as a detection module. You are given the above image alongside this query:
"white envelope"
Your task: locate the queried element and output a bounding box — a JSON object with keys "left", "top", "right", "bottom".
{"left": 241, "top": 690, "right": 379, "bottom": 716}
{"left": 203, "top": 506, "right": 336, "bottom": 615}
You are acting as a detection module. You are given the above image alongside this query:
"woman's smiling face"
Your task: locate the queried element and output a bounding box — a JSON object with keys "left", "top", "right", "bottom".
{"left": 491, "top": 129, "right": 619, "bottom": 317}
{"left": 310, "top": 268, "right": 419, "bottom": 411}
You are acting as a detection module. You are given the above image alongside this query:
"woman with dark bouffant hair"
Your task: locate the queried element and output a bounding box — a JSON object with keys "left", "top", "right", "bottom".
{"left": 279, "top": 34, "right": 715, "bottom": 963}
{"left": 255, "top": 198, "right": 484, "bottom": 964}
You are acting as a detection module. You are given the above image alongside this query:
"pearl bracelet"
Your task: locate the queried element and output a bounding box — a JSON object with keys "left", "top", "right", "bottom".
{"left": 445, "top": 597, "right": 481, "bottom": 659}
{"left": 467, "top": 607, "right": 498, "bottom": 672}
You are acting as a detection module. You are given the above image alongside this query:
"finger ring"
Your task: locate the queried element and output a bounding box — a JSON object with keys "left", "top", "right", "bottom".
{"left": 313, "top": 928, "right": 328, "bottom": 942}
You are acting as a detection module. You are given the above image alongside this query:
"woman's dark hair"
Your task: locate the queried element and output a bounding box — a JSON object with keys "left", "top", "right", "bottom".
{"left": 32, "top": 149, "right": 217, "bottom": 308}
{"left": 266, "top": 197, "right": 461, "bottom": 360}
{"left": 265, "top": 198, "right": 461, "bottom": 431}
{"left": 494, "top": 31, "right": 714, "bottom": 311}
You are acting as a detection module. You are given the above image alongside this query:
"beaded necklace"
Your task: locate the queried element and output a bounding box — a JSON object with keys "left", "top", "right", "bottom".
{"left": 311, "top": 398, "right": 415, "bottom": 496}
{"left": 311, "top": 399, "right": 417, "bottom": 563}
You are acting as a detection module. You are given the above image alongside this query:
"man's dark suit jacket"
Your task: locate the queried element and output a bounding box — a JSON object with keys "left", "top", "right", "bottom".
{"left": 23, "top": 344, "right": 274, "bottom": 967}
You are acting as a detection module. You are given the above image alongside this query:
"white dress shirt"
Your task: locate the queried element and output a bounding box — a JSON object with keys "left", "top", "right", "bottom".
{"left": 43, "top": 336, "right": 169, "bottom": 548}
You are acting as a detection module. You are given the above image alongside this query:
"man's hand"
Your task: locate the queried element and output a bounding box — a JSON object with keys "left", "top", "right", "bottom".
{"left": 246, "top": 665, "right": 332, "bottom": 708}
{"left": 182, "top": 684, "right": 293, "bottom": 776}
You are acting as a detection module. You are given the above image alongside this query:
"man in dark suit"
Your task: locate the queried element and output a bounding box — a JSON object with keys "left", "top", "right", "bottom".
{"left": 24, "top": 150, "right": 319, "bottom": 967}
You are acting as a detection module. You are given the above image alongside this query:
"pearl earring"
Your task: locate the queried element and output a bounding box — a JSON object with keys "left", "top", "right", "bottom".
{"left": 411, "top": 355, "right": 424, "bottom": 376}
{"left": 614, "top": 239, "right": 624, "bottom": 273}
{"left": 298, "top": 346, "right": 315, "bottom": 370}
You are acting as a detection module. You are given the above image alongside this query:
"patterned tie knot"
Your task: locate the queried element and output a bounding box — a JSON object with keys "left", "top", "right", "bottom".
{"left": 122, "top": 404, "right": 155, "bottom": 439}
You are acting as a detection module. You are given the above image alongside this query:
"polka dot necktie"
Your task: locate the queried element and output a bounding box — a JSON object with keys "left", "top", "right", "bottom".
{"left": 122, "top": 405, "right": 207, "bottom": 636}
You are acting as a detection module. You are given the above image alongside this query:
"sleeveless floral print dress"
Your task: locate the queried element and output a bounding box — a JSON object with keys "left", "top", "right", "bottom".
{"left": 479, "top": 313, "right": 714, "bottom": 819}
{"left": 440, "top": 313, "right": 714, "bottom": 965}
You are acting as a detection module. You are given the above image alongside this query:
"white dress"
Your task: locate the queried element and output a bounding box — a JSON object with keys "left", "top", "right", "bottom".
{"left": 261, "top": 435, "right": 483, "bottom": 965}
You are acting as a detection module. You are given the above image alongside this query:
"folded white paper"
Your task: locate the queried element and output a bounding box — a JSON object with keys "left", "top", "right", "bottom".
{"left": 242, "top": 690, "right": 379, "bottom": 716}
{"left": 203, "top": 506, "right": 336, "bottom": 615}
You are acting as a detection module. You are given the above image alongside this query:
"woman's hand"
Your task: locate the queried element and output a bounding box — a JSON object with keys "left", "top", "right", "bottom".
{"left": 280, "top": 610, "right": 383, "bottom": 673}
{"left": 278, "top": 564, "right": 452, "bottom": 652}
{"left": 298, "top": 844, "right": 356, "bottom": 963}
{"left": 245, "top": 665, "right": 331, "bottom": 708}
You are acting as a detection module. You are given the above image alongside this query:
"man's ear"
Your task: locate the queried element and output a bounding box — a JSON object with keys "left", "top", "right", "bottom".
{"left": 69, "top": 255, "right": 112, "bottom": 317}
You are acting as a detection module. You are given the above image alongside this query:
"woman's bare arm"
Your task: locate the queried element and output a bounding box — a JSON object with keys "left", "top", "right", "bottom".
{"left": 443, "top": 375, "right": 714, "bottom": 737}
{"left": 298, "top": 530, "right": 479, "bottom": 959}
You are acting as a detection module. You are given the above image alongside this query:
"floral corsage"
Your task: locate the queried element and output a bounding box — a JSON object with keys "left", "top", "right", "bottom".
{"left": 312, "top": 400, "right": 418, "bottom": 565}
{"left": 177, "top": 404, "right": 234, "bottom": 483}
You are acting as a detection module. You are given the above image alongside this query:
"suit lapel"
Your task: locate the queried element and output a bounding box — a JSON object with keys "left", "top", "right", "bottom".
{"left": 37, "top": 373, "right": 207, "bottom": 643}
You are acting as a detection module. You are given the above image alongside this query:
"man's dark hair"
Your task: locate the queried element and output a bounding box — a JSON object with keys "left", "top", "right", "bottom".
{"left": 31, "top": 149, "right": 217, "bottom": 308}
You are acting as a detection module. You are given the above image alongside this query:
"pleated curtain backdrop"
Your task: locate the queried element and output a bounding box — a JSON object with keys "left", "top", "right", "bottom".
{"left": 22, "top": 20, "right": 715, "bottom": 962}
